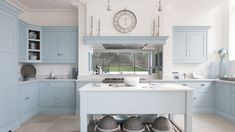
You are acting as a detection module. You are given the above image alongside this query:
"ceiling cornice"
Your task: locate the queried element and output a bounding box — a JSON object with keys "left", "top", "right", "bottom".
{"left": 7, "top": 0, "right": 77, "bottom": 13}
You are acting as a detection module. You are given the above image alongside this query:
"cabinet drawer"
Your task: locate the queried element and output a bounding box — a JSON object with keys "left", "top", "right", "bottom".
{"left": 231, "top": 94, "right": 235, "bottom": 116}
{"left": 39, "top": 82, "right": 75, "bottom": 88}
{"left": 180, "top": 82, "right": 211, "bottom": 91}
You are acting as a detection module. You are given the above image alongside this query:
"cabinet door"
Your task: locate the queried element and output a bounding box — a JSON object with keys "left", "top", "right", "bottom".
{"left": 188, "top": 32, "right": 207, "bottom": 61}
{"left": 43, "top": 31, "right": 59, "bottom": 61}
{"left": 173, "top": 32, "right": 188, "bottom": 62}
{"left": 59, "top": 31, "right": 78, "bottom": 62}
{"left": 215, "top": 84, "right": 230, "bottom": 113}
{"left": 231, "top": 94, "right": 235, "bottom": 116}
{"left": 57, "top": 91, "right": 75, "bottom": 108}
{"left": 39, "top": 91, "right": 55, "bottom": 107}
{"left": 193, "top": 92, "right": 211, "bottom": 108}
{"left": 18, "top": 23, "right": 27, "bottom": 62}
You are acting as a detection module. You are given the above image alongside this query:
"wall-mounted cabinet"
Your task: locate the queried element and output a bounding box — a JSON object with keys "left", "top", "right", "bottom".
{"left": 18, "top": 20, "right": 42, "bottom": 63}
{"left": 173, "top": 26, "right": 210, "bottom": 63}
{"left": 43, "top": 27, "right": 78, "bottom": 63}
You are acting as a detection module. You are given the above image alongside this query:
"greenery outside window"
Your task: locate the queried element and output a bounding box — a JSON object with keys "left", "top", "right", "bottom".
{"left": 92, "top": 50, "right": 152, "bottom": 74}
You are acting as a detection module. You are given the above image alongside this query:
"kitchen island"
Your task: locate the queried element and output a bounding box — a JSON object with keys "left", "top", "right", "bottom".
{"left": 79, "top": 83, "right": 193, "bottom": 132}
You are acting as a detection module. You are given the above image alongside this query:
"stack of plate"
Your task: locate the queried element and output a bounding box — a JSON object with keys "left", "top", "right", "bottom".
{"left": 21, "top": 64, "right": 36, "bottom": 80}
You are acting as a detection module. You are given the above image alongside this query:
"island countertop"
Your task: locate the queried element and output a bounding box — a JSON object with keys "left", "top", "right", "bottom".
{"left": 79, "top": 83, "right": 194, "bottom": 92}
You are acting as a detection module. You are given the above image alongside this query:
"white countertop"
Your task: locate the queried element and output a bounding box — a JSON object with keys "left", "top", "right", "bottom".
{"left": 79, "top": 83, "right": 194, "bottom": 92}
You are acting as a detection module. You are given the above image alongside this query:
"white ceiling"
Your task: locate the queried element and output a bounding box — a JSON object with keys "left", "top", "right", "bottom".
{"left": 8, "top": 0, "right": 76, "bottom": 11}
{"left": 8, "top": 0, "right": 226, "bottom": 12}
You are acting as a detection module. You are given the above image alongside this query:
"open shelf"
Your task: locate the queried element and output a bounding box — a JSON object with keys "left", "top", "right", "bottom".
{"left": 27, "top": 28, "right": 41, "bottom": 62}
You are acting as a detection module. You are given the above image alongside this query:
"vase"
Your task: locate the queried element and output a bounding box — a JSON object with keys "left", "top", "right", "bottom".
{"left": 219, "top": 60, "right": 225, "bottom": 77}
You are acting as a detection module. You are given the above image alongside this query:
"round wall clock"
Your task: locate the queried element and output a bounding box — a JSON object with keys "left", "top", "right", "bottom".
{"left": 113, "top": 10, "right": 137, "bottom": 33}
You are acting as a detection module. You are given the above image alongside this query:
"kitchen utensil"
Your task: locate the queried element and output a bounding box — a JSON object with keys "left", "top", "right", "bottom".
{"left": 151, "top": 116, "right": 173, "bottom": 132}
{"left": 123, "top": 116, "right": 145, "bottom": 132}
{"left": 124, "top": 77, "right": 140, "bottom": 86}
{"left": 96, "top": 115, "right": 120, "bottom": 132}
{"left": 21, "top": 64, "right": 36, "bottom": 79}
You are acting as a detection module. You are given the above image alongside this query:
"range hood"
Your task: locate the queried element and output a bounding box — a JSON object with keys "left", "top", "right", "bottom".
{"left": 84, "top": 36, "right": 169, "bottom": 49}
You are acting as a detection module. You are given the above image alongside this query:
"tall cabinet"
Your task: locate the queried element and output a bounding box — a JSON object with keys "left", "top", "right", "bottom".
{"left": 173, "top": 26, "right": 210, "bottom": 63}
{"left": 0, "top": 1, "right": 21, "bottom": 131}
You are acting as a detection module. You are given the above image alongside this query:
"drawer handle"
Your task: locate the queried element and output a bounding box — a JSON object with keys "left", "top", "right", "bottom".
{"left": 25, "top": 97, "right": 30, "bottom": 100}
{"left": 200, "top": 84, "right": 205, "bottom": 86}
{"left": 47, "top": 84, "right": 50, "bottom": 86}
{"left": 193, "top": 97, "right": 197, "bottom": 100}
{"left": 182, "top": 84, "right": 187, "bottom": 86}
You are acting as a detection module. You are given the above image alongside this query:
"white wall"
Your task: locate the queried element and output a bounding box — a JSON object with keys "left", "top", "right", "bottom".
{"left": 78, "top": 0, "right": 230, "bottom": 78}
{"left": 229, "top": 0, "right": 235, "bottom": 60}
{"left": 19, "top": 11, "right": 78, "bottom": 26}
{"left": 167, "top": 2, "right": 229, "bottom": 79}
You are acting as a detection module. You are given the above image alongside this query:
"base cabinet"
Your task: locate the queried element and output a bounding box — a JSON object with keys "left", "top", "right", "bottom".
{"left": 214, "top": 83, "right": 230, "bottom": 113}
{"left": 19, "top": 82, "right": 39, "bottom": 123}
{"left": 231, "top": 94, "right": 235, "bottom": 116}
{"left": 178, "top": 82, "right": 213, "bottom": 113}
{"left": 39, "top": 81, "right": 76, "bottom": 114}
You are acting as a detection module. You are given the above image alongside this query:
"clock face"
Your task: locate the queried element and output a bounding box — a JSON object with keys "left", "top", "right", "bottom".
{"left": 113, "top": 10, "right": 137, "bottom": 33}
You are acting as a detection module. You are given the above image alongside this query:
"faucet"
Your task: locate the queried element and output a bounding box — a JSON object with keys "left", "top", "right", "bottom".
{"left": 48, "top": 70, "right": 56, "bottom": 79}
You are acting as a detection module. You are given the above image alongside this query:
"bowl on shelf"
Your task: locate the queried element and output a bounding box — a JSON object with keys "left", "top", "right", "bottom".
{"left": 151, "top": 116, "right": 173, "bottom": 132}
{"left": 124, "top": 77, "right": 140, "bottom": 86}
{"left": 96, "top": 115, "right": 120, "bottom": 132}
{"left": 123, "top": 116, "right": 145, "bottom": 132}
{"left": 29, "top": 55, "right": 37, "bottom": 60}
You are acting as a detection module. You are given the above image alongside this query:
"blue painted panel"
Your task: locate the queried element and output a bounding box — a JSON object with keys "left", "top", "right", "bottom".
{"left": 59, "top": 31, "right": 78, "bottom": 62}
{"left": 173, "top": 26, "right": 209, "bottom": 63}
{"left": 188, "top": 32, "right": 207, "bottom": 61}
{"left": 18, "top": 20, "right": 27, "bottom": 62}
{"left": 0, "top": 1, "right": 21, "bottom": 130}
{"left": 42, "top": 27, "right": 78, "bottom": 63}
{"left": 173, "top": 32, "right": 188, "bottom": 61}
{"left": 43, "top": 31, "right": 59, "bottom": 61}
{"left": 215, "top": 83, "right": 231, "bottom": 113}
{"left": 231, "top": 94, "right": 235, "bottom": 116}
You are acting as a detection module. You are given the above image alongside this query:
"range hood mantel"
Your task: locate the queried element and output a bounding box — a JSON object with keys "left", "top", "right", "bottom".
{"left": 84, "top": 36, "right": 169, "bottom": 45}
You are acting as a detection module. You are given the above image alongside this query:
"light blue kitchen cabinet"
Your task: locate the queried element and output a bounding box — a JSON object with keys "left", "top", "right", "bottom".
{"left": 42, "top": 27, "right": 78, "bottom": 63}
{"left": 178, "top": 81, "right": 213, "bottom": 114}
{"left": 19, "top": 82, "right": 39, "bottom": 123}
{"left": 18, "top": 20, "right": 27, "bottom": 62}
{"left": 0, "top": 1, "right": 21, "bottom": 131}
{"left": 214, "top": 83, "right": 230, "bottom": 113}
{"left": 173, "top": 26, "right": 210, "bottom": 63}
{"left": 231, "top": 94, "right": 235, "bottom": 116}
{"left": 39, "top": 81, "right": 76, "bottom": 114}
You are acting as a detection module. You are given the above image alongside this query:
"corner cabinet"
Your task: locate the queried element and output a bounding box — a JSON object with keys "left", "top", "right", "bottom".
{"left": 173, "top": 26, "right": 210, "bottom": 63}
{"left": 18, "top": 20, "right": 42, "bottom": 63}
{"left": 42, "top": 27, "right": 78, "bottom": 63}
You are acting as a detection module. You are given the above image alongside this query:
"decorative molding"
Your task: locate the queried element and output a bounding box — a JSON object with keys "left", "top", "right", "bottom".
{"left": 84, "top": 36, "right": 169, "bottom": 45}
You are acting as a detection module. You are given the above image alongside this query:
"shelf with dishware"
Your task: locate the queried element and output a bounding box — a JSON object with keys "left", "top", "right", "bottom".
{"left": 27, "top": 28, "right": 42, "bottom": 62}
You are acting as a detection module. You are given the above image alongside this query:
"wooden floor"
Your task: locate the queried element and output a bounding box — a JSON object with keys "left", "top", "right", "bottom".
{"left": 15, "top": 114, "right": 235, "bottom": 132}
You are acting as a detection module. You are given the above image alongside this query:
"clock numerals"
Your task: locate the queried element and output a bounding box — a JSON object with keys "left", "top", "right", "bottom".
{"left": 113, "top": 10, "right": 137, "bottom": 33}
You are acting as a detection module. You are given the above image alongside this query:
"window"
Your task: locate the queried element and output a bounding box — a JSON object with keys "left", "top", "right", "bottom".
{"left": 92, "top": 50, "right": 152, "bottom": 74}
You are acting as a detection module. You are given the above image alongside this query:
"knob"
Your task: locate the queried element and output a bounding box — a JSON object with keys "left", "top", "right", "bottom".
{"left": 182, "top": 84, "right": 187, "bottom": 86}
{"left": 200, "top": 84, "right": 205, "bottom": 86}
{"left": 193, "top": 97, "right": 197, "bottom": 100}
